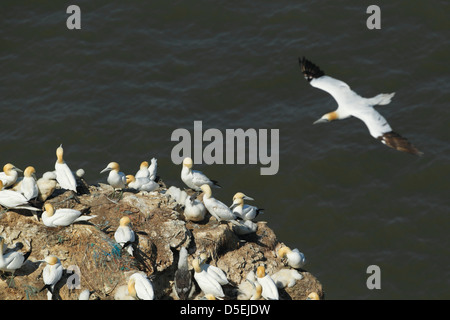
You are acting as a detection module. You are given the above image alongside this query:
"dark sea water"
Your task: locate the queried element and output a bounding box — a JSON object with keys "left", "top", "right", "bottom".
{"left": 1, "top": 1, "right": 449, "bottom": 299}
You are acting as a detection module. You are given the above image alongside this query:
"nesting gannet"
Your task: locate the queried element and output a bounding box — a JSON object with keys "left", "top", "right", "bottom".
{"left": 192, "top": 257, "right": 224, "bottom": 298}
{"left": 128, "top": 272, "right": 154, "bottom": 300}
{"left": 174, "top": 247, "right": 194, "bottom": 300}
{"left": 148, "top": 157, "right": 157, "bottom": 181}
{"left": 100, "top": 162, "right": 126, "bottom": 191}
{"left": 126, "top": 174, "right": 159, "bottom": 192}
{"left": 135, "top": 161, "right": 150, "bottom": 179}
{"left": 256, "top": 265, "right": 279, "bottom": 300}
{"left": 20, "top": 166, "right": 38, "bottom": 201}
{"left": 199, "top": 253, "right": 229, "bottom": 285}
{"left": 37, "top": 171, "right": 57, "bottom": 202}
{"left": 0, "top": 164, "right": 22, "bottom": 188}
{"left": 41, "top": 255, "right": 63, "bottom": 300}
{"left": 0, "top": 180, "right": 41, "bottom": 211}
{"left": 232, "top": 219, "right": 258, "bottom": 236}
{"left": 181, "top": 157, "right": 221, "bottom": 191}
{"left": 114, "top": 216, "right": 136, "bottom": 256}
{"left": 230, "top": 192, "right": 264, "bottom": 221}
{"left": 0, "top": 237, "right": 32, "bottom": 274}
{"left": 42, "top": 203, "right": 96, "bottom": 227}
{"left": 271, "top": 268, "right": 303, "bottom": 288}
{"left": 166, "top": 186, "right": 188, "bottom": 205}
{"left": 278, "top": 246, "right": 306, "bottom": 269}
{"left": 200, "top": 184, "right": 241, "bottom": 225}
{"left": 306, "top": 292, "right": 320, "bottom": 300}
{"left": 184, "top": 195, "right": 206, "bottom": 222}
{"left": 54, "top": 144, "right": 77, "bottom": 192}
{"left": 299, "top": 57, "right": 423, "bottom": 155}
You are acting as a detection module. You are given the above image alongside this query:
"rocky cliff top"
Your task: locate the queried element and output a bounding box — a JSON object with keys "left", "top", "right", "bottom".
{"left": 0, "top": 178, "right": 323, "bottom": 300}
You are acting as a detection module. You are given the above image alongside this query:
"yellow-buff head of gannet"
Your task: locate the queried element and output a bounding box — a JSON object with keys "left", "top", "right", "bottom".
{"left": 24, "top": 166, "right": 36, "bottom": 178}
{"left": 140, "top": 161, "right": 149, "bottom": 169}
{"left": 43, "top": 203, "right": 55, "bottom": 217}
{"left": 3, "top": 163, "right": 22, "bottom": 175}
{"left": 125, "top": 175, "right": 136, "bottom": 185}
{"left": 256, "top": 265, "right": 266, "bottom": 279}
{"left": 119, "top": 216, "right": 132, "bottom": 227}
{"left": 56, "top": 144, "right": 65, "bottom": 164}
{"left": 182, "top": 157, "right": 193, "bottom": 169}
{"left": 307, "top": 292, "right": 320, "bottom": 300}
{"left": 45, "top": 255, "right": 59, "bottom": 266}
{"left": 100, "top": 162, "right": 120, "bottom": 173}
{"left": 232, "top": 192, "right": 254, "bottom": 202}
{"left": 127, "top": 277, "right": 137, "bottom": 298}
{"left": 313, "top": 111, "right": 339, "bottom": 124}
{"left": 192, "top": 258, "right": 202, "bottom": 273}
{"left": 200, "top": 184, "right": 212, "bottom": 198}
{"left": 278, "top": 246, "right": 292, "bottom": 258}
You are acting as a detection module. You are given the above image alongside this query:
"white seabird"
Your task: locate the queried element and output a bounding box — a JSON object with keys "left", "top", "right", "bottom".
{"left": 114, "top": 216, "right": 136, "bottom": 256}
{"left": 183, "top": 195, "right": 206, "bottom": 222}
{"left": 0, "top": 180, "right": 41, "bottom": 212}
{"left": 200, "top": 184, "right": 241, "bottom": 225}
{"left": 54, "top": 144, "right": 77, "bottom": 192}
{"left": 135, "top": 161, "right": 150, "bottom": 179}
{"left": 256, "top": 265, "right": 279, "bottom": 300}
{"left": 199, "top": 253, "right": 229, "bottom": 285}
{"left": 299, "top": 57, "right": 423, "bottom": 155}
{"left": 174, "top": 247, "right": 194, "bottom": 300}
{"left": 19, "top": 166, "right": 38, "bottom": 201}
{"left": 126, "top": 174, "right": 159, "bottom": 192}
{"left": 100, "top": 162, "right": 127, "bottom": 199}
{"left": 128, "top": 272, "right": 154, "bottom": 300}
{"left": 42, "top": 203, "right": 96, "bottom": 227}
{"left": 277, "top": 246, "right": 306, "bottom": 269}
{"left": 192, "top": 257, "right": 224, "bottom": 299}
{"left": 40, "top": 255, "right": 64, "bottom": 300}
{"left": 0, "top": 237, "right": 32, "bottom": 274}
{"left": 181, "top": 157, "right": 221, "bottom": 191}
{"left": 0, "top": 163, "right": 22, "bottom": 188}
{"left": 271, "top": 268, "right": 303, "bottom": 289}
{"left": 230, "top": 192, "right": 264, "bottom": 220}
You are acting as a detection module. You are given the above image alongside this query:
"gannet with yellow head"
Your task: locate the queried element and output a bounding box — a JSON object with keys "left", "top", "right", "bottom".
{"left": 299, "top": 57, "right": 422, "bottom": 155}
{"left": 126, "top": 174, "right": 159, "bottom": 192}
{"left": 40, "top": 255, "right": 63, "bottom": 300}
{"left": 181, "top": 157, "right": 221, "bottom": 191}
{"left": 42, "top": 203, "right": 96, "bottom": 227}
{"left": 54, "top": 144, "right": 77, "bottom": 192}
{"left": 230, "top": 192, "right": 264, "bottom": 221}
{"left": 100, "top": 162, "right": 126, "bottom": 190}
{"left": 183, "top": 195, "right": 206, "bottom": 222}
{"left": 200, "top": 184, "right": 241, "bottom": 225}
{"left": 19, "top": 166, "right": 38, "bottom": 201}
{"left": 278, "top": 245, "right": 306, "bottom": 269}
{"left": 256, "top": 265, "right": 279, "bottom": 300}
{"left": 127, "top": 272, "right": 154, "bottom": 300}
{"left": 114, "top": 216, "right": 135, "bottom": 256}
{"left": 199, "top": 253, "right": 229, "bottom": 285}
{"left": 192, "top": 257, "right": 224, "bottom": 299}
{"left": 0, "top": 163, "right": 22, "bottom": 188}
{"left": 0, "top": 236, "right": 32, "bottom": 274}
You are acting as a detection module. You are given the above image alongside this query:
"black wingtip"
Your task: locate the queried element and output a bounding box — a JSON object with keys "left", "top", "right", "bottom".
{"left": 379, "top": 131, "right": 423, "bottom": 156}
{"left": 299, "top": 56, "right": 325, "bottom": 82}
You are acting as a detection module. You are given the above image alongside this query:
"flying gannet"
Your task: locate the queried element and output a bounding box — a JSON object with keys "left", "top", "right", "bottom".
{"left": 299, "top": 57, "right": 423, "bottom": 155}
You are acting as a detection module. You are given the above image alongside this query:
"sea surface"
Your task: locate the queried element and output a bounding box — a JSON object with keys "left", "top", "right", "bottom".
{"left": 1, "top": 1, "right": 449, "bottom": 299}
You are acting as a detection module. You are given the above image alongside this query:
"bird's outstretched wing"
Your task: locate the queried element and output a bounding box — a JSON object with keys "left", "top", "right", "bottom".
{"left": 378, "top": 131, "right": 423, "bottom": 156}
{"left": 299, "top": 57, "right": 356, "bottom": 107}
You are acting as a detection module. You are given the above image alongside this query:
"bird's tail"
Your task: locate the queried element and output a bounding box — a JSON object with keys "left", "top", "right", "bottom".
{"left": 368, "top": 92, "right": 395, "bottom": 106}
{"left": 74, "top": 215, "right": 97, "bottom": 222}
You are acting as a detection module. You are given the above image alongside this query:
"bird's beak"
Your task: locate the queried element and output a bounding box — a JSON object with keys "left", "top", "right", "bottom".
{"left": 100, "top": 167, "right": 111, "bottom": 174}
{"left": 229, "top": 203, "right": 238, "bottom": 210}
{"left": 313, "top": 118, "right": 329, "bottom": 125}
{"left": 243, "top": 196, "right": 254, "bottom": 201}
{"left": 15, "top": 167, "right": 23, "bottom": 173}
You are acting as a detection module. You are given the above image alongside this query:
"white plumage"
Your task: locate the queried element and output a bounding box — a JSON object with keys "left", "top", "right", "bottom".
{"left": 278, "top": 246, "right": 306, "bottom": 269}
{"left": 192, "top": 257, "right": 224, "bottom": 298}
{"left": 42, "top": 255, "right": 64, "bottom": 300}
{"left": 181, "top": 157, "right": 221, "bottom": 191}
{"left": 256, "top": 265, "right": 279, "bottom": 300}
{"left": 0, "top": 163, "right": 22, "bottom": 188}
{"left": 20, "top": 166, "right": 38, "bottom": 201}
{"left": 299, "top": 57, "right": 422, "bottom": 155}
{"left": 100, "top": 162, "right": 126, "bottom": 190}
{"left": 0, "top": 237, "right": 31, "bottom": 273}
{"left": 183, "top": 195, "right": 206, "bottom": 222}
{"left": 230, "top": 192, "right": 264, "bottom": 220}
{"left": 201, "top": 184, "right": 240, "bottom": 224}
{"left": 199, "top": 253, "right": 229, "bottom": 285}
{"left": 54, "top": 144, "right": 77, "bottom": 192}
{"left": 0, "top": 180, "right": 40, "bottom": 211}
{"left": 128, "top": 272, "right": 154, "bottom": 300}
{"left": 126, "top": 174, "right": 159, "bottom": 192}
{"left": 42, "top": 203, "right": 96, "bottom": 227}
{"left": 114, "top": 216, "right": 135, "bottom": 256}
